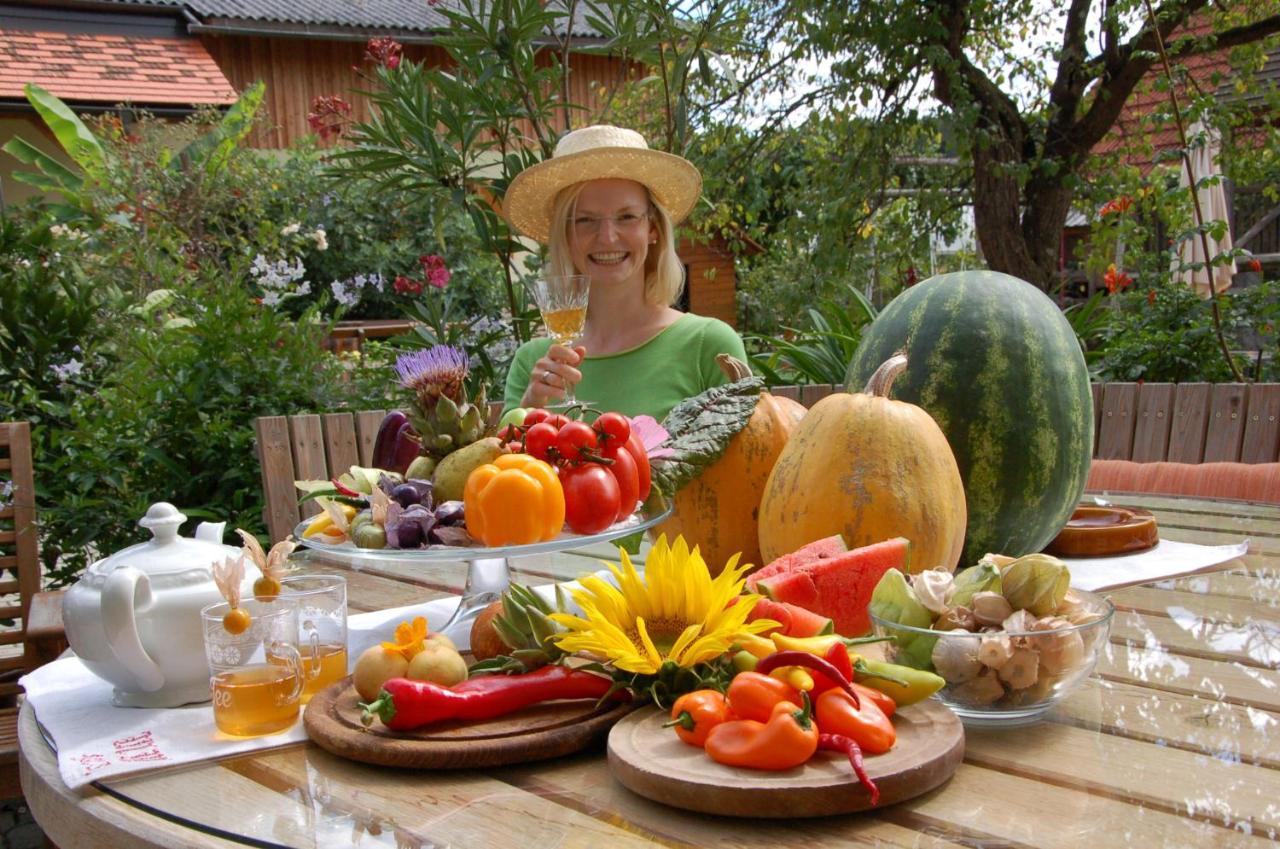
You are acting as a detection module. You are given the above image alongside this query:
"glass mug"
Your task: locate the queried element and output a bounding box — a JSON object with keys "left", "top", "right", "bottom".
{"left": 279, "top": 574, "right": 349, "bottom": 702}
{"left": 201, "top": 599, "right": 304, "bottom": 737}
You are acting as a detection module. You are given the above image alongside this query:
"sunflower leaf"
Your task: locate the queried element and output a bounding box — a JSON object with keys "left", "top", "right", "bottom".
{"left": 651, "top": 376, "right": 763, "bottom": 496}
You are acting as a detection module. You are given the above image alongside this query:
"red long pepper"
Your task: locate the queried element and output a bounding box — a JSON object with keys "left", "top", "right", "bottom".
{"left": 361, "top": 665, "right": 619, "bottom": 731}
{"left": 819, "top": 733, "right": 880, "bottom": 806}
{"left": 754, "top": 650, "right": 859, "bottom": 707}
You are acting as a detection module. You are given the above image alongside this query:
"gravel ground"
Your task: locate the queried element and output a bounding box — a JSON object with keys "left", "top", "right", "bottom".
{"left": 0, "top": 798, "right": 45, "bottom": 849}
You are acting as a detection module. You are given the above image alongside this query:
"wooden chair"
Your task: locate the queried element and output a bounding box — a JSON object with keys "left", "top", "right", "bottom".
{"left": 0, "top": 421, "right": 65, "bottom": 800}
{"left": 254, "top": 404, "right": 506, "bottom": 543}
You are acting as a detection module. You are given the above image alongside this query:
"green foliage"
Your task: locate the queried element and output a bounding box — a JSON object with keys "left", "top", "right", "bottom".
{"left": 747, "top": 286, "right": 878, "bottom": 386}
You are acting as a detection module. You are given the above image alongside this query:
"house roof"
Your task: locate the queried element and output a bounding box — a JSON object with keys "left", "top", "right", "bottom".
{"left": 85, "top": 0, "right": 606, "bottom": 38}
{"left": 0, "top": 27, "right": 238, "bottom": 106}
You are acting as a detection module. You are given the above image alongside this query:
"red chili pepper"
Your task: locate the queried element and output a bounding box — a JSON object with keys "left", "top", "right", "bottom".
{"left": 754, "top": 650, "right": 858, "bottom": 707}
{"left": 819, "top": 733, "right": 880, "bottom": 806}
{"left": 330, "top": 477, "right": 362, "bottom": 498}
{"left": 665, "top": 689, "right": 730, "bottom": 747}
{"left": 824, "top": 642, "right": 854, "bottom": 682}
{"left": 360, "top": 665, "right": 619, "bottom": 731}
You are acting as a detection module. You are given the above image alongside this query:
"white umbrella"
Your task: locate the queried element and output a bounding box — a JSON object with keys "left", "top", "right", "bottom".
{"left": 1175, "top": 119, "right": 1236, "bottom": 297}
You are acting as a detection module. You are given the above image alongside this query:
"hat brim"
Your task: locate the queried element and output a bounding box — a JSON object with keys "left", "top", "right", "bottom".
{"left": 503, "top": 147, "right": 702, "bottom": 243}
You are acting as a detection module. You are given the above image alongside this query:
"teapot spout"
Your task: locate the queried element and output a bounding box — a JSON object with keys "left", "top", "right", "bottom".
{"left": 195, "top": 521, "right": 227, "bottom": 544}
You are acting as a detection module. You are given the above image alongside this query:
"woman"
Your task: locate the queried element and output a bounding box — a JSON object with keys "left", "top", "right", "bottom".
{"left": 501, "top": 125, "right": 748, "bottom": 420}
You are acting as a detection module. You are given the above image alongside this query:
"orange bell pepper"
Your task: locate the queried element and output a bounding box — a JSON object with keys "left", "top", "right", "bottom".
{"left": 725, "top": 671, "right": 802, "bottom": 723}
{"left": 463, "top": 454, "right": 565, "bottom": 546}
{"left": 815, "top": 688, "right": 896, "bottom": 754}
{"left": 665, "top": 689, "right": 730, "bottom": 748}
{"left": 704, "top": 694, "right": 819, "bottom": 771}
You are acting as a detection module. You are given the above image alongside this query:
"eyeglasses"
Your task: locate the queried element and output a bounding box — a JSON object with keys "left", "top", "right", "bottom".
{"left": 571, "top": 211, "right": 651, "bottom": 237}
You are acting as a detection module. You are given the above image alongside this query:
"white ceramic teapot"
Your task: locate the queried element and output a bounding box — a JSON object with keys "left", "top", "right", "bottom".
{"left": 63, "top": 502, "right": 261, "bottom": 707}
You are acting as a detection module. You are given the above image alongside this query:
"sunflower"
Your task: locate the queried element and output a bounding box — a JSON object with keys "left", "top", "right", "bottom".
{"left": 549, "top": 535, "right": 778, "bottom": 675}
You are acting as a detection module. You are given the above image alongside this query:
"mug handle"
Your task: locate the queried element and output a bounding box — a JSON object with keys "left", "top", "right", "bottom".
{"left": 269, "top": 640, "right": 305, "bottom": 704}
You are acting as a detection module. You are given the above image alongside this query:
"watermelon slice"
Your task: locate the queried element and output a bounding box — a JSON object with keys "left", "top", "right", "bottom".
{"left": 755, "top": 538, "right": 910, "bottom": 636}
{"left": 747, "top": 534, "right": 847, "bottom": 590}
{"left": 746, "top": 597, "right": 834, "bottom": 637}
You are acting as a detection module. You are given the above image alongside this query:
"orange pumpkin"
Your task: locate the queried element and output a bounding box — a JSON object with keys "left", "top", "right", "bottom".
{"left": 757, "top": 352, "right": 967, "bottom": 572}
{"left": 657, "top": 356, "right": 807, "bottom": 575}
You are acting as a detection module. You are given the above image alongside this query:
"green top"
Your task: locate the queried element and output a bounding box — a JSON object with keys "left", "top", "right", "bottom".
{"left": 503, "top": 314, "right": 749, "bottom": 420}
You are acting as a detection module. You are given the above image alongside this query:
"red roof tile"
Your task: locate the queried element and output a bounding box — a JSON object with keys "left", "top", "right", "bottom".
{"left": 0, "top": 29, "right": 238, "bottom": 106}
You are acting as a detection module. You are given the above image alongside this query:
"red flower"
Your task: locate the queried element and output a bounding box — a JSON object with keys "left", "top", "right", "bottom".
{"left": 1100, "top": 196, "right": 1133, "bottom": 217}
{"left": 394, "top": 275, "right": 423, "bottom": 295}
{"left": 1247, "top": 258, "right": 1263, "bottom": 273}
{"left": 419, "top": 254, "right": 452, "bottom": 289}
{"left": 1147, "top": 289, "right": 1156, "bottom": 306}
{"left": 364, "top": 37, "right": 403, "bottom": 70}
{"left": 307, "top": 95, "right": 352, "bottom": 141}
{"left": 1104, "top": 264, "right": 1133, "bottom": 295}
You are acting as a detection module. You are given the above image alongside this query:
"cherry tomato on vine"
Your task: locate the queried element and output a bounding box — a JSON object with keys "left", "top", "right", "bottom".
{"left": 603, "top": 444, "right": 640, "bottom": 521}
{"left": 593, "top": 412, "right": 631, "bottom": 446}
{"left": 504, "top": 441, "right": 523, "bottom": 454}
{"left": 625, "top": 431, "right": 652, "bottom": 502}
{"left": 498, "top": 424, "right": 523, "bottom": 443}
{"left": 561, "top": 464, "right": 621, "bottom": 535}
{"left": 523, "top": 408, "right": 551, "bottom": 427}
{"left": 523, "top": 422, "right": 559, "bottom": 461}
{"left": 555, "top": 421, "right": 598, "bottom": 461}
{"left": 546, "top": 413, "right": 571, "bottom": 429}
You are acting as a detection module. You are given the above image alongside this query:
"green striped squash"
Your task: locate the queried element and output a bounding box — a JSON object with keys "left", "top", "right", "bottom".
{"left": 845, "top": 271, "right": 1093, "bottom": 566}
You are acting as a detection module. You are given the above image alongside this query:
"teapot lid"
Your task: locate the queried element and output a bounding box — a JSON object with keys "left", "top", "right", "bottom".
{"left": 92, "top": 502, "right": 240, "bottom": 576}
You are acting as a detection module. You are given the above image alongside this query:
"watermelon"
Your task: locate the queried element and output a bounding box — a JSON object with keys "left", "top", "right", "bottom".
{"left": 746, "top": 597, "right": 834, "bottom": 637}
{"left": 845, "top": 271, "right": 1093, "bottom": 566}
{"left": 748, "top": 534, "right": 847, "bottom": 589}
{"left": 755, "top": 537, "right": 910, "bottom": 636}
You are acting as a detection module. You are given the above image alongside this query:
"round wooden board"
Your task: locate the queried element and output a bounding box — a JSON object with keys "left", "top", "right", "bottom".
{"left": 607, "top": 698, "right": 964, "bottom": 817}
{"left": 304, "top": 676, "right": 634, "bottom": 769}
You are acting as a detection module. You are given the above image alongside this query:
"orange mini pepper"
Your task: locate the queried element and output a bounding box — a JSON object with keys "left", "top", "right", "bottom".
{"left": 665, "top": 689, "right": 730, "bottom": 748}
{"left": 704, "top": 694, "right": 819, "bottom": 771}
{"left": 726, "top": 671, "right": 802, "bottom": 723}
{"left": 463, "top": 454, "right": 565, "bottom": 546}
{"left": 815, "top": 688, "right": 896, "bottom": 755}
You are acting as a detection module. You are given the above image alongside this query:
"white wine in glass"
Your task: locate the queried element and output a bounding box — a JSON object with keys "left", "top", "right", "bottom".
{"left": 528, "top": 274, "right": 591, "bottom": 404}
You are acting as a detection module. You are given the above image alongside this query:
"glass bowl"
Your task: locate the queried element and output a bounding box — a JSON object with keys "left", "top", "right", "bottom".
{"left": 870, "top": 588, "right": 1114, "bottom": 727}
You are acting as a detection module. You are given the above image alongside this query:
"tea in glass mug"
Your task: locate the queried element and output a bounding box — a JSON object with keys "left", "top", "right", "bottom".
{"left": 201, "top": 599, "right": 304, "bottom": 737}
{"left": 279, "top": 574, "right": 349, "bottom": 701}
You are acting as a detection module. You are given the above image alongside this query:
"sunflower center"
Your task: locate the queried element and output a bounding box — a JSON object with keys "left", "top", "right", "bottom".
{"left": 630, "top": 616, "right": 693, "bottom": 655}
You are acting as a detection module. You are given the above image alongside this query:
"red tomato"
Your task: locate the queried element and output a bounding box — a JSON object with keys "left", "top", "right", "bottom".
{"left": 524, "top": 422, "right": 558, "bottom": 461}
{"left": 561, "top": 464, "right": 621, "bottom": 535}
{"left": 555, "top": 421, "right": 598, "bottom": 462}
{"left": 523, "top": 408, "right": 550, "bottom": 426}
{"left": 498, "top": 424, "right": 522, "bottom": 443}
{"left": 625, "top": 431, "right": 651, "bottom": 502}
{"left": 593, "top": 412, "right": 631, "bottom": 446}
{"left": 504, "top": 441, "right": 522, "bottom": 454}
{"left": 546, "top": 413, "right": 571, "bottom": 429}
{"left": 604, "top": 444, "right": 640, "bottom": 521}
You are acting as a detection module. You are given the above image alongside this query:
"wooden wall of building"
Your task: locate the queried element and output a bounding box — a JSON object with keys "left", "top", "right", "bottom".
{"left": 680, "top": 236, "right": 738, "bottom": 327}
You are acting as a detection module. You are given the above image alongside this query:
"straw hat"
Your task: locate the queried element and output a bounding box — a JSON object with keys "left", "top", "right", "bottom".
{"left": 503, "top": 125, "right": 702, "bottom": 243}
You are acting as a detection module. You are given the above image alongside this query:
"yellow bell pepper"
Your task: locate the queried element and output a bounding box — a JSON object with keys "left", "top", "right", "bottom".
{"left": 463, "top": 454, "right": 565, "bottom": 546}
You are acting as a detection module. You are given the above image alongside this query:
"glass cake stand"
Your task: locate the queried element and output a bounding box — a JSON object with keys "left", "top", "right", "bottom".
{"left": 293, "top": 493, "right": 672, "bottom": 638}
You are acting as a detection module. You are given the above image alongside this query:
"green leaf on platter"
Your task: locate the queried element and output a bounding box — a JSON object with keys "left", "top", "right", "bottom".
{"left": 650, "top": 376, "right": 762, "bottom": 497}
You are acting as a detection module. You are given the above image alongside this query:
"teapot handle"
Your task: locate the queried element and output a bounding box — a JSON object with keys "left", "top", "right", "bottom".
{"left": 102, "top": 566, "right": 165, "bottom": 692}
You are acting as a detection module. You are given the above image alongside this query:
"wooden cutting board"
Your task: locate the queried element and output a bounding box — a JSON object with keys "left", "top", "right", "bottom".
{"left": 304, "top": 676, "right": 634, "bottom": 769}
{"left": 607, "top": 699, "right": 964, "bottom": 817}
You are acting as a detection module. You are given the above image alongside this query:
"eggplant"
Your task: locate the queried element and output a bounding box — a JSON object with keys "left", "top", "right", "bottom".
{"left": 371, "top": 411, "right": 408, "bottom": 471}
{"left": 389, "top": 421, "right": 422, "bottom": 476}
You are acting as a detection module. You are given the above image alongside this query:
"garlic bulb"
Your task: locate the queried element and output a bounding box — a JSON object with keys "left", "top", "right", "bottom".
{"left": 935, "top": 605, "right": 977, "bottom": 632}
{"left": 931, "top": 631, "right": 983, "bottom": 683}
{"left": 971, "top": 592, "right": 1014, "bottom": 626}
{"left": 997, "top": 647, "right": 1041, "bottom": 689}
{"left": 913, "top": 570, "right": 956, "bottom": 615}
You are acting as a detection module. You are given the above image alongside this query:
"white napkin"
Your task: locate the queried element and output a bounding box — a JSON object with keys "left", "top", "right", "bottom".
{"left": 21, "top": 571, "right": 608, "bottom": 790}
{"left": 1064, "top": 539, "right": 1250, "bottom": 592}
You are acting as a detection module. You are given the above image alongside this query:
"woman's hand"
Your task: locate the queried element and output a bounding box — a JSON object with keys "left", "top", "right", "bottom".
{"left": 521, "top": 344, "right": 585, "bottom": 408}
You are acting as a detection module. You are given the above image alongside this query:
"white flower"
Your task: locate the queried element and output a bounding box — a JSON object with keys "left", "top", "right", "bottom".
{"left": 0, "top": 480, "right": 12, "bottom": 510}
{"left": 281, "top": 222, "right": 301, "bottom": 236}
{"left": 331, "top": 280, "right": 359, "bottom": 307}
{"left": 51, "top": 359, "right": 84, "bottom": 382}
{"left": 311, "top": 228, "right": 328, "bottom": 251}
{"left": 49, "top": 224, "right": 88, "bottom": 241}
{"left": 16, "top": 258, "right": 31, "bottom": 269}
{"left": 262, "top": 291, "right": 283, "bottom": 307}
{"left": 295, "top": 281, "right": 311, "bottom": 296}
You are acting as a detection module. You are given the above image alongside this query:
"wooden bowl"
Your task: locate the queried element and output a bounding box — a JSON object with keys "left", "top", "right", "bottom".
{"left": 1044, "top": 505, "right": 1158, "bottom": 557}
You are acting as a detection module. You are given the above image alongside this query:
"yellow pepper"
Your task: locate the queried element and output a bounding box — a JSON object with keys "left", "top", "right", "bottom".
{"left": 770, "top": 666, "right": 815, "bottom": 692}
{"left": 463, "top": 454, "right": 565, "bottom": 546}
{"left": 854, "top": 658, "right": 946, "bottom": 707}
{"left": 733, "top": 632, "right": 778, "bottom": 660}
{"left": 770, "top": 632, "right": 847, "bottom": 656}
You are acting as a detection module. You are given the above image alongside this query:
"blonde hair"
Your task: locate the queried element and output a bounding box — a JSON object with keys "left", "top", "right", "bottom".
{"left": 545, "top": 181, "right": 685, "bottom": 307}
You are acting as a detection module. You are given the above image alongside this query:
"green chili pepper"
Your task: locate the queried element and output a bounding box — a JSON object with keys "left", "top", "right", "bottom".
{"left": 853, "top": 658, "right": 945, "bottom": 707}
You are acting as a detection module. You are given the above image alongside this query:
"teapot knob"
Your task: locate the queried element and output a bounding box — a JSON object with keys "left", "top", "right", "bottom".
{"left": 138, "top": 502, "right": 187, "bottom": 545}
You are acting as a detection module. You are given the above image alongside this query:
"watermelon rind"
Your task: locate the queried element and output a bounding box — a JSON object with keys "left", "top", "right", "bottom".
{"left": 845, "top": 271, "right": 1093, "bottom": 566}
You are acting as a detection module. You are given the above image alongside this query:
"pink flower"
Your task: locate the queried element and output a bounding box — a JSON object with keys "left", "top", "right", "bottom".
{"left": 630, "top": 415, "right": 675, "bottom": 460}
{"left": 307, "top": 95, "right": 352, "bottom": 141}
{"left": 419, "top": 254, "right": 452, "bottom": 289}
{"left": 364, "top": 37, "right": 403, "bottom": 70}
{"left": 393, "top": 275, "right": 423, "bottom": 295}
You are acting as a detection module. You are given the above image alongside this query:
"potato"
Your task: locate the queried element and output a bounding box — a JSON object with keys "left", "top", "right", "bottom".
{"left": 426, "top": 632, "right": 457, "bottom": 652}
{"left": 406, "top": 643, "right": 468, "bottom": 686}
{"left": 352, "top": 646, "right": 409, "bottom": 702}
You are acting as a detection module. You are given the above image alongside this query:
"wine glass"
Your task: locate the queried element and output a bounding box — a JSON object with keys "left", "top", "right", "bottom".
{"left": 527, "top": 274, "right": 591, "bottom": 405}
